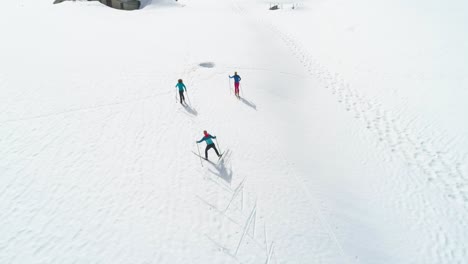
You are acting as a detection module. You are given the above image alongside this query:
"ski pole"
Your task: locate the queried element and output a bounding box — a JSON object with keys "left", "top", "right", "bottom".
{"left": 215, "top": 138, "right": 222, "bottom": 153}
{"left": 228, "top": 77, "right": 232, "bottom": 94}
{"left": 196, "top": 143, "right": 203, "bottom": 167}
{"left": 175, "top": 90, "right": 178, "bottom": 103}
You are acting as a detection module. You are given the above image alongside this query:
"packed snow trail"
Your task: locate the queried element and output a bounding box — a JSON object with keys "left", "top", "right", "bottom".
{"left": 246, "top": 1, "right": 468, "bottom": 264}
{"left": 227, "top": 0, "right": 468, "bottom": 262}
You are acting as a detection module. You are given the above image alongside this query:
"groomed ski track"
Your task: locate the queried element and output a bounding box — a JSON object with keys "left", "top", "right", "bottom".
{"left": 1, "top": 0, "right": 467, "bottom": 263}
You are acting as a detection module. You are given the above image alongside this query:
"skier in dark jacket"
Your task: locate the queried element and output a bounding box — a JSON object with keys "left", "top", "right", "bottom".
{"left": 229, "top": 72, "right": 241, "bottom": 98}
{"left": 175, "top": 79, "right": 187, "bottom": 104}
{"left": 196, "top": 130, "right": 221, "bottom": 160}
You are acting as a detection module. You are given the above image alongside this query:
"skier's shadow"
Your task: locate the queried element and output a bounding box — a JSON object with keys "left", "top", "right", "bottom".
{"left": 207, "top": 154, "right": 232, "bottom": 184}
{"left": 183, "top": 104, "right": 198, "bottom": 116}
{"left": 239, "top": 97, "right": 257, "bottom": 110}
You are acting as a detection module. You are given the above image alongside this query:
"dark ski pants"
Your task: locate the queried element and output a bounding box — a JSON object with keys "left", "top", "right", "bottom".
{"left": 205, "top": 143, "right": 220, "bottom": 159}
{"left": 179, "top": 90, "right": 185, "bottom": 104}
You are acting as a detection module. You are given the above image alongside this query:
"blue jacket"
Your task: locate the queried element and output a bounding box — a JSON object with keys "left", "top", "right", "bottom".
{"left": 229, "top": 75, "right": 241, "bottom": 83}
{"left": 175, "top": 83, "right": 186, "bottom": 92}
{"left": 197, "top": 135, "right": 216, "bottom": 145}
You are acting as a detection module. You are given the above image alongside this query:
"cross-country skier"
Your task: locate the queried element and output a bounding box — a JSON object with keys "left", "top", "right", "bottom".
{"left": 229, "top": 72, "right": 241, "bottom": 98}
{"left": 175, "top": 79, "right": 187, "bottom": 104}
{"left": 196, "top": 130, "right": 221, "bottom": 160}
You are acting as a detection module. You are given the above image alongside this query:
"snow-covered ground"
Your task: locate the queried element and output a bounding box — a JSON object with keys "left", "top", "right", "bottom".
{"left": 1, "top": 0, "right": 467, "bottom": 263}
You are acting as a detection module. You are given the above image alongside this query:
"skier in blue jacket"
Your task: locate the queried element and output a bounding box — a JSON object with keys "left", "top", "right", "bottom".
{"left": 175, "top": 79, "right": 187, "bottom": 104}
{"left": 229, "top": 72, "right": 241, "bottom": 98}
{"left": 196, "top": 130, "right": 221, "bottom": 160}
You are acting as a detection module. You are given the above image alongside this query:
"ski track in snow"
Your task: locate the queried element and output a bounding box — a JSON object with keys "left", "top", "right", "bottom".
{"left": 260, "top": 15, "right": 468, "bottom": 264}
{"left": 228, "top": 2, "right": 351, "bottom": 263}
{"left": 267, "top": 24, "right": 468, "bottom": 203}
{"left": 228, "top": 1, "right": 467, "bottom": 262}
{"left": 177, "top": 28, "right": 339, "bottom": 263}
{"left": 178, "top": 59, "right": 281, "bottom": 263}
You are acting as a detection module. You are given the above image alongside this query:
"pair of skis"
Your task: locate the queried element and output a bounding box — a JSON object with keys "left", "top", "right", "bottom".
{"left": 193, "top": 149, "right": 230, "bottom": 167}
{"left": 192, "top": 150, "right": 229, "bottom": 166}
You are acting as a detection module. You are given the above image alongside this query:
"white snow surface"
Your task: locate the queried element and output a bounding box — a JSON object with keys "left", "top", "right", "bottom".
{"left": 1, "top": 0, "right": 468, "bottom": 263}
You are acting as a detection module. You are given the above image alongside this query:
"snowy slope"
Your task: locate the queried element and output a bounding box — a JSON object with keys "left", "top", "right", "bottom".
{"left": 1, "top": 0, "right": 467, "bottom": 263}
